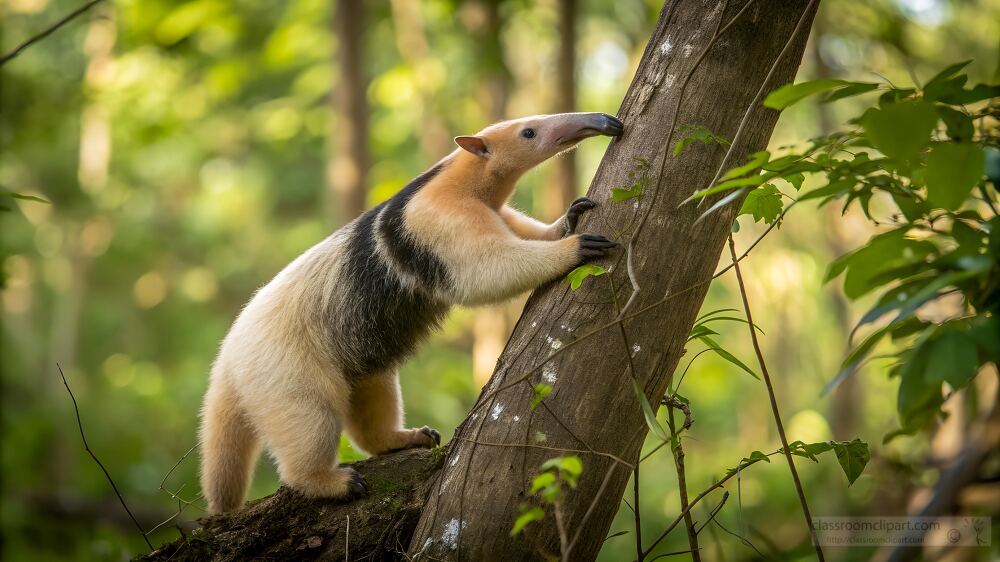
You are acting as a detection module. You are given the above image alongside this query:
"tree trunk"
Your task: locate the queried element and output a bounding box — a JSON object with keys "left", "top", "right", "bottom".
{"left": 409, "top": 1, "right": 817, "bottom": 559}
{"left": 144, "top": 1, "right": 818, "bottom": 560}
{"left": 327, "top": 0, "right": 369, "bottom": 225}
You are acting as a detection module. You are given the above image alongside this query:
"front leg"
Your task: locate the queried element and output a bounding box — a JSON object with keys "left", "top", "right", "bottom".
{"left": 444, "top": 226, "right": 617, "bottom": 305}
{"left": 499, "top": 196, "right": 596, "bottom": 241}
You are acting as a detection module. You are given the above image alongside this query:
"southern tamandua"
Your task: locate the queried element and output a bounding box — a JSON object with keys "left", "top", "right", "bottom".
{"left": 199, "top": 112, "right": 624, "bottom": 513}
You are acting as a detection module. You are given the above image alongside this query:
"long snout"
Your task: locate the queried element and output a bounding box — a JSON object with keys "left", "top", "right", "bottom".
{"left": 550, "top": 112, "right": 624, "bottom": 146}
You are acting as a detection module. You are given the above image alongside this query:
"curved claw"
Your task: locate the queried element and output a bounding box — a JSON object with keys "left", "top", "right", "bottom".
{"left": 420, "top": 425, "right": 442, "bottom": 447}
{"left": 566, "top": 197, "right": 597, "bottom": 234}
{"left": 577, "top": 233, "right": 618, "bottom": 259}
{"left": 345, "top": 468, "right": 369, "bottom": 498}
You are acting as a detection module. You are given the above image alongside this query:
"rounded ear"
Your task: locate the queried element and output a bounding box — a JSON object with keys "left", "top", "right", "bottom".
{"left": 455, "top": 135, "right": 490, "bottom": 158}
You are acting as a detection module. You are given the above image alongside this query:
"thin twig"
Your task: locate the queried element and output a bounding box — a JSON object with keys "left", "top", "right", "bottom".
{"left": 0, "top": 0, "right": 105, "bottom": 66}
{"left": 666, "top": 406, "right": 700, "bottom": 561}
{"left": 564, "top": 464, "right": 618, "bottom": 560}
{"left": 727, "top": 236, "right": 824, "bottom": 561}
{"left": 57, "top": 363, "right": 153, "bottom": 550}
{"left": 695, "top": 491, "right": 730, "bottom": 535}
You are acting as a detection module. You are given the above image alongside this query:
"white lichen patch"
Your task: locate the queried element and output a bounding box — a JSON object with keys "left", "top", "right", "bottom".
{"left": 542, "top": 363, "right": 558, "bottom": 383}
{"left": 683, "top": 43, "right": 694, "bottom": 57}
{"left": 513, "top": 415, "right": 521, "bottom": 422}
{"left": 441, "top": 519, "right": 462, "bottom": 550}
{"left": 632, "top": 343, "right": 641, "bottom": 355}
{"left": 531, "top": 321, "right": 537, "bottom": 328}
{"left": 664, "top": 73, "right": 677, "bottom": 89}
{"left": 549, "top": 338, "right": 563, "bottom": 350}
{"left": 659, "top": 39, "right": 673, "bottom": 56}
{"left": 491, "top": 402, "right": 504, "bottom": 420}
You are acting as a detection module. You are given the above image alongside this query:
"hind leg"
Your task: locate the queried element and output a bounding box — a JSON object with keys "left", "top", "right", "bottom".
{"left": 344, "top": 373, "right": 441, "bottom": 455}
{"left": 258, "top": 396, "right": 368, "bottom": 500}
{"left": 200, "top": 377, "right": 262, "bottom": 514}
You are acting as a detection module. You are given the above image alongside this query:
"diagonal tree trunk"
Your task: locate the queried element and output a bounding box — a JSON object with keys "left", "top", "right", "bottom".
{"left": 409, "top": 1, "right": 818, "bottom": 559}
{"left": 145, "top": 1, "right": 818, "bottom": 560}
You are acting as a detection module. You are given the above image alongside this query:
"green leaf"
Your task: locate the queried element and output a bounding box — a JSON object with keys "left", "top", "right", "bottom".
{"left": 937, "top": 83, "right": 1000, "bottom": 105}
{"left": 739, "top": 184, "right": 783, "bottom": 223}
{"left": 924, "top": 331, "right": 979, "bottom": 388}
{"left": 1, "top": 191, "right": 50, "bottom": 204}
{"left": 936, "top": 106, "right": 974, "bottom": 142}
{"left": 764, "top": 79, "right": 847, "bottom": 110}
{"left": 823, "top": 82, "right": 879, "bottom": 103}
{"left": 832, "top": 439, "right": 870, "bottom": 485}
{"left": 925, "top": 143, "right": 985, "bottom": 210}
{"left": 611, "top": 180, "right": 647, "bottom": 202}
{"left": 530, "top": 472, "right": 556, "bottom": 493}
{"left": 674, "top": 124, "right": 730, "bottom": 156}
{"left": 721, "top": 151, "right": 771, "bottom": 181}
{"left": 510, "top": 506, "right": 544, "bottom": 536}
{"left": 859, "top": 100, "right": 937, "bottom": 162}
{"left": 923, "top": 60, "right": 972, "bottom": 90}
{"left": 631, "top": 379, "right": 670, "bottom": 442}
{"left": 566, "top": 264, "right": 607, "bottom": 290}
{"left": 698, "top": 335, "right": 759, "bottom": 380}
{"left": 531, "top": 383, "right": 552, "bottom": 409}
{"left": 541, "top": 455, "right": 583, "bottom": 486}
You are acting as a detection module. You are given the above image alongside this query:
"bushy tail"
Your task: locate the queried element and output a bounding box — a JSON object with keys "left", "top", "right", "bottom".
{"left": 199, "top": 378, "right": 259, "bottom": 514}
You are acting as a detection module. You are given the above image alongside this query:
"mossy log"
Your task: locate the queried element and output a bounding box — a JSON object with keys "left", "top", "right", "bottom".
{"left": 143, "top": 448, "right": 443, "bottom": 561}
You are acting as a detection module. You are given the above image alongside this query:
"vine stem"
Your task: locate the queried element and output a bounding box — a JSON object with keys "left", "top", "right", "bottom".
{"left": 726, "top": 236, "right": 825, "bottom": 561}
{"left": 0, "top": 0, "right": 105, "bottom": 66}
{"left": 58, "top": 364, "right": 153, "bottom": 550}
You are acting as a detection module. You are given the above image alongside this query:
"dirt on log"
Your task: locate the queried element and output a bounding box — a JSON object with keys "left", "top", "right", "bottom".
{"left": 143, "top": 448, "right": 442, "bottom": 561}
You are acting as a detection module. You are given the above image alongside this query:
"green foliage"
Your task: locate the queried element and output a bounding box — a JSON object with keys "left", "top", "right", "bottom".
{"left": 530, "top": 383, "right": 552, "bottom": 409}
{"left": 510, "top": 506, "right": 544, "bottom": 536}
{"left": 511, "top": 455, "right": 584, "bottom": 536}
{"left": 611, "top": 156, "right": 651, "bottom": 202}
{"left": 738, "top": 183, "right": 782, "bottom": 223}
{"left": 763, "top": 79, "right": 879, "bottom": 109}
{"left": 673, "top": 124, "right": 730, "bottom": 155}
{"left": 566, "top": 264, "right": 607, "bottom": 290}
{"left": 632, "top": 378, "right": 670, "bottom": 441}
{"left": 703, "top": 60, "right": 999, "bottom": 440}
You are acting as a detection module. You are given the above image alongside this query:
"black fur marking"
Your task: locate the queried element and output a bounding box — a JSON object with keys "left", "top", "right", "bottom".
{"left": 332, "top": 163, "right": 451, "bottom": 379}
{"left": 378, "top": 162, "right": 451, "bottom": 291}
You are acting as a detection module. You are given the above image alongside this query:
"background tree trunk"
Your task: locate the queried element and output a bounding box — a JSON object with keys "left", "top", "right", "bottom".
{"left": 409, "top": 1, "right": 818, "bottom": 559}
{"left": 545, "top": 0, "right": 577, "bottom": 219}
{"left": 327, "top": 0, "right": 369, "bottom": 225}
{"left": 145, "top": 2, "right": 818, "bottom": 560}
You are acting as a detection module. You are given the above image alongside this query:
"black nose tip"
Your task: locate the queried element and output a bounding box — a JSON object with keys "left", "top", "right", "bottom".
{"left": 601, "top": 114, "right": 624, "bottom": 136}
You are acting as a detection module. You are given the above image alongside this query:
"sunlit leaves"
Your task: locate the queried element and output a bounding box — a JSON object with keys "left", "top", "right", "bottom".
{"left": 859, "top": 100, "right": 937, "bottom": 162}
{"left": 725, "top": 440, "right": 870, "bottom": 485}
{"left": 924, "top": 143, "right": 985, "bottom": 210}
{"left": 530, "top": 383, "right": 552, "bottom": 409}
{"left": 632, "top": 379, "right": 670, "bottom": 441}
{"left": 566, "top": 264, "right": 607, "bottom": 290}
{"left": 924, "top": 330, "right": 979, "bottom": 388}
{"left": 739, "top": 184, "right": 783, "bottom": 223}
{"left": 510, "top": 506, "right": 544, "bottom": 536}
{"left": 764, "top": 79, "right": 873, "bottom": 109}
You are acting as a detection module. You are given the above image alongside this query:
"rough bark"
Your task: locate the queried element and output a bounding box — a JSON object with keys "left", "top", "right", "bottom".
{"left": 410, "top": 1, "right": 817, "bottom": 559}
{"left": 144, "top": 449, "right": 442, "bottom": 561}
{"left": 145, "top": 1, "right": 818, "bottom": 560}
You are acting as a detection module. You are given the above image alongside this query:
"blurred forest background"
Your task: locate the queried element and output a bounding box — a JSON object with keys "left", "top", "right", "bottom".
{"left": 1, "top": 0, "right": 998, "bottom": 560}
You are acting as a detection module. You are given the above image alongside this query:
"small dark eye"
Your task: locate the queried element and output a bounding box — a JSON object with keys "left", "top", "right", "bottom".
{"left": 521, "top": 128, "right": 535, "bottom": 139}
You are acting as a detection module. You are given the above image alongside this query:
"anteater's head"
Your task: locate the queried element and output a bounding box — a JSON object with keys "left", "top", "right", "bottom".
{"left": 454, "top": 112, "right": 624, "bottom": 178}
